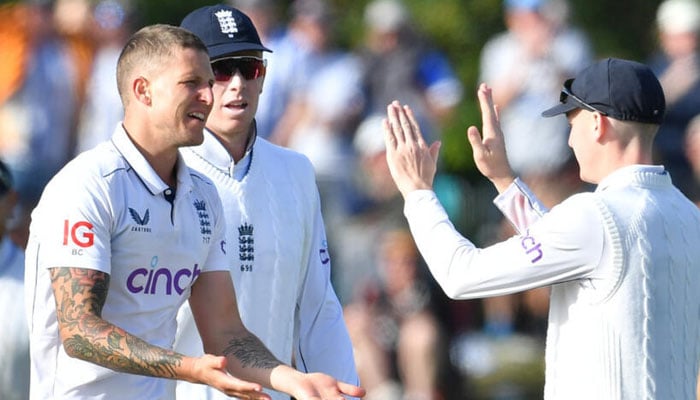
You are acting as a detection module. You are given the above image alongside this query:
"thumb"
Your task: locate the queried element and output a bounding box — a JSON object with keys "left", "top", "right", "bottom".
{"left": 429, "top": 141, "right": 441, "bottom": 162}
{"left": 466, "top": 126, "right": 483, "bottom": 152}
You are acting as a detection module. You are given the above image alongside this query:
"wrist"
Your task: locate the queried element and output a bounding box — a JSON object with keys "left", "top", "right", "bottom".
{"left": 268, "top": 364, "right": 303, "bottom": 395}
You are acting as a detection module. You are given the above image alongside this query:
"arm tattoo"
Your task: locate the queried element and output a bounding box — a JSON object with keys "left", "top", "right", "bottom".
{"left": 50, "top": 267, "right": 184, "bottom": 378}
{"left": 223, "top": 334, "right": 282, "bottom": 370}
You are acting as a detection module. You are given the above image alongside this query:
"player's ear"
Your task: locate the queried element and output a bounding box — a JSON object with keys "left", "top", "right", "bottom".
{"left": 593, "top": 112, "right": 608, "bottom": 143}
{"left": 133, "top": 76, "right": 152, "bottom": 106}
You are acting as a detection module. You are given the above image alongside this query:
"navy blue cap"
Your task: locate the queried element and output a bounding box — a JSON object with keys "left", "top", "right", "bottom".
{"left": 542, "top": 58, "right": 666, "bottom": 124}
{"left": 180, "top": 4, "right": 271, "bottom": 61}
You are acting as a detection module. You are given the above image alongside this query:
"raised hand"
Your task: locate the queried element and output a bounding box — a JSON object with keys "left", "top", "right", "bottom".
{"left": 466, "top": 83, "right": 515, "bottom": 193}
{"left": 383, "top": 101, "right": 441, "bottom": 198}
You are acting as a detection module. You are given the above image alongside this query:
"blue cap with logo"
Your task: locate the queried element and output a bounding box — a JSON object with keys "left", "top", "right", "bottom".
{"left": 180, "top": 4, "right": 271, "bottom": 61}
{"left": 542, "top": 58, "right": 666, "bottom": 124}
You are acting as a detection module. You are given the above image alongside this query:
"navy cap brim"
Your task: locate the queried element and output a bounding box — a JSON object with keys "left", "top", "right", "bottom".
{"left": 209, "top": 42, "right": 272, "bottom": 60}
{"left": 541, "top": 99, "right": 581, "bottom": 118}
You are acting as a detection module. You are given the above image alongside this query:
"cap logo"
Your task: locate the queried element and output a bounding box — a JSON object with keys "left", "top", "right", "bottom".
{"left": 214, "top": 9, "right": 239, "bottom": 38}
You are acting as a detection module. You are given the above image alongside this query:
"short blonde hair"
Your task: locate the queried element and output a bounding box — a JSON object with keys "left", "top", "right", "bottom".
{"left": 116, "top": 24, "right": 207, "bottom": 106}
{"left": 609, "top": 118, "right": 659, "bottom": 148}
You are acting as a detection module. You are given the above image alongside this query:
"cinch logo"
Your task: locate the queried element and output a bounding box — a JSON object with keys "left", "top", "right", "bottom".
{"left": 521, "top": 231, "right": 543, "bottom": 263}
{"left": 126, "top": 256, "right": 201, "bottom": 295}
{"left": 63, "top": 220, "right": 94, "bottom": 248}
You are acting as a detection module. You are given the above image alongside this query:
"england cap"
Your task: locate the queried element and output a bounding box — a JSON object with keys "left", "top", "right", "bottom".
{"left": 180, "top": 4, "right": 271, "bottom": 61}
{"left": 542, "top": 58, "right": 666, "bottom": 124}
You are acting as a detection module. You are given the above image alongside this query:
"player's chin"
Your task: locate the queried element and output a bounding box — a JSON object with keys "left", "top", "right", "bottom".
{"left": 182, "top": 125, "right": 205, "bottom": 146}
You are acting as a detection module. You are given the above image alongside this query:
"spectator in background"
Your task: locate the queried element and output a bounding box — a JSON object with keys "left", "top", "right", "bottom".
{"left": 476, "top": 0, "right": 590, "bottom": 343}
{"left": 479, "top": 0, "right": 591, "bottom": 202}
{"left": 331, "top": 114, "right": 406, "bottom": 303}
{"left": 268, "top": 0, "right": 365, "bottom": 222}
{"left": 0, "top": 0, "right": 81, "bottom": 227}
{"left": 75, "top": 0, "right": 133, "bottom": 155}
{"left": 331, "top": 0, "right": 464, "bottom": 303}
{"left": 358, "top": 0, "right": 463, "bottom": 144}
{"left": 232, "top": 0, "right": 296, "bottom": 141}
{"left": 344, "top": 228, "right": 452, "bottom": 400}
{"left": 0, "top": 160, "right": 28, "bottom": 400}
{"left": 649, "top": 0, "right": 700, "bottom": 197}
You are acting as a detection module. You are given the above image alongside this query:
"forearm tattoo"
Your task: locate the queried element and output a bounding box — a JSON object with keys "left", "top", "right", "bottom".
{"left": 223, "top": 334, "right": 282, "bottom": 370}
{"left": 50, "top": 267, "right": 183, "bottom": 378}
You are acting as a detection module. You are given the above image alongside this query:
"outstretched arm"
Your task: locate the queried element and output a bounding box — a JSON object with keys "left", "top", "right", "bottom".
{"left": 189, "top": 271, "right": 366, "bottom": 400}
{"left": 49, "top": 267, "right": 265, "bottom": 397}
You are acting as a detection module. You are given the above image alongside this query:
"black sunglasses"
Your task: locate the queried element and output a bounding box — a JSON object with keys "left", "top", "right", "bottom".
{"left": 560, "top": 79, "right": 608, "bottom": 115}
{"left": 211, "top": 56, "right": 267, "bottom": 82}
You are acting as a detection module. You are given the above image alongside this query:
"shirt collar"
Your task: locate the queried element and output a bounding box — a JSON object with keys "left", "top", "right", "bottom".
{"left": 596, "top": 165, "right": 669, "bottom": 192}
{"left": 191, "top": 121, "right": 257, "bottom": 180}
{"left": 111, "top": 124, "right": 193, "bottom": 196}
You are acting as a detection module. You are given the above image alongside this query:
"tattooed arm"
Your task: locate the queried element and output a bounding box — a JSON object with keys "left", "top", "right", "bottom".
{"left": 189, "top": 271, "right": 366, "bottom": 399}
{"left": 49, "top": 267, "right": 269, "bottom": 399}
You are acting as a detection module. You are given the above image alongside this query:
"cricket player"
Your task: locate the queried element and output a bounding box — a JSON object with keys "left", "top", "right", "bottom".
{"left": 24, "top": 23, "right": 364, "bottom": 400}
{"left": 173, "top": 5, "right": 359, "bottom": 399}
{"left": 383, "top": 58, "right": 700, "bottom": 399}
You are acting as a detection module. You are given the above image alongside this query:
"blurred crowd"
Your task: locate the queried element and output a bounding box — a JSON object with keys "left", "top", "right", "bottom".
{"left": 2, "top": 0, "right": 700, "bottom": 399}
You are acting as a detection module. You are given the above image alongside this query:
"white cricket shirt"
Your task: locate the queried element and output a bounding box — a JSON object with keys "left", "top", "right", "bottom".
{"left": 175, "top": 130, "right": 358, "bottom": 400}
{"left": 24, "top": 125, "right": 230, "bottom": 400}
{"left": 405, "top": 165, "right": 700, "bottom": 399}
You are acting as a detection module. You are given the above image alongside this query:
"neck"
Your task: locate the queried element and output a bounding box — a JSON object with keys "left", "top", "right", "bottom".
{"left": 210, "top": 123, "right": 255, "bottom": 163}
{"left": 122, "top": 118, "right": 179, "bottom": 187}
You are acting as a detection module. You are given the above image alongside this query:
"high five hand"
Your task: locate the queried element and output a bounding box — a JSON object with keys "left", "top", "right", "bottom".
{"left": 383, "top": 101, "right": 441, "bottom": 198}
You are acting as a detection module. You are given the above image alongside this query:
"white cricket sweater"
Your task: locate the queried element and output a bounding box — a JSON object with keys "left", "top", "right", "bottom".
{"left": 405, "top": 165, "right": 700, "bottom": 399}
{"left": 174, "top": 131, "right": 358, "bottom": 400}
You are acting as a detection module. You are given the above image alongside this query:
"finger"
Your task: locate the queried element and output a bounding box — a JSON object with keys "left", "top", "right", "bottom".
{"left": 467, "top": 126, "right": 484, "bottom": 150}
{"left": 386, "top": 101, "right": 405, "bottom": 144}
{"left": 336, "top": 381, "right": 367, "bottom": 398}
{"left": 396, "top": 104, "right": 418, "bottom": 145}
{"left": 402, "top": 104, "right": 427, "bottom": 147}
{"left": 429, "top": 141, "right": 441, "bottom": 162}
{"left": 477, "top": 83, "right": 499, "bottom": 140}
{"left": 382, "top": 117, "right": 396, "bottom": 151}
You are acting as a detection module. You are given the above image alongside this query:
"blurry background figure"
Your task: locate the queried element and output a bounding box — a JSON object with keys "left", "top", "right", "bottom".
{"left": 75, "top": 0, "right": 133, "bottom": 154}
{"left": 684, "top": 114, "right": 700, "bottom": 206}
{"left": 329, "top": 114, "right": 405, "bottom": 303}
{"left": 0, "top": 0, "right": 90, "bottom": 247}
{"left": 344, "top": 228, "right": 455, "bottom": 400}
{"left": 479, "top": 0, "right": 591, "bottom": 202}
{"left": 476, "top": 0, "right": 591, "bottom": 328}
{"left": 0, "top": 160, "right": 29, "bottom": 400}
{"left": 358, "top": 0, "right": 463, "bottom": 144}
{"left": 232, "top": 0, "right": 297, "bottom": 140}
{"left": 649, "top": 0, "right": 700, "bottom": 197}
{"left": 463, "top": 2, "right": 591, "bottom": 395}
{"left": 270, "top": 0, "right": 364, "bottom": 205}
{"left": 330, "top": 0, "right": 463, "bottom": 304}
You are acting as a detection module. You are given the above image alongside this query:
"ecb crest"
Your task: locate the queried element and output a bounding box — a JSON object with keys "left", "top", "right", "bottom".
{"left": 215, "top": 9, "right": 239, "bottom": 38}
{"left": 238, "top": 223, "right": 254, "bottom": 272}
